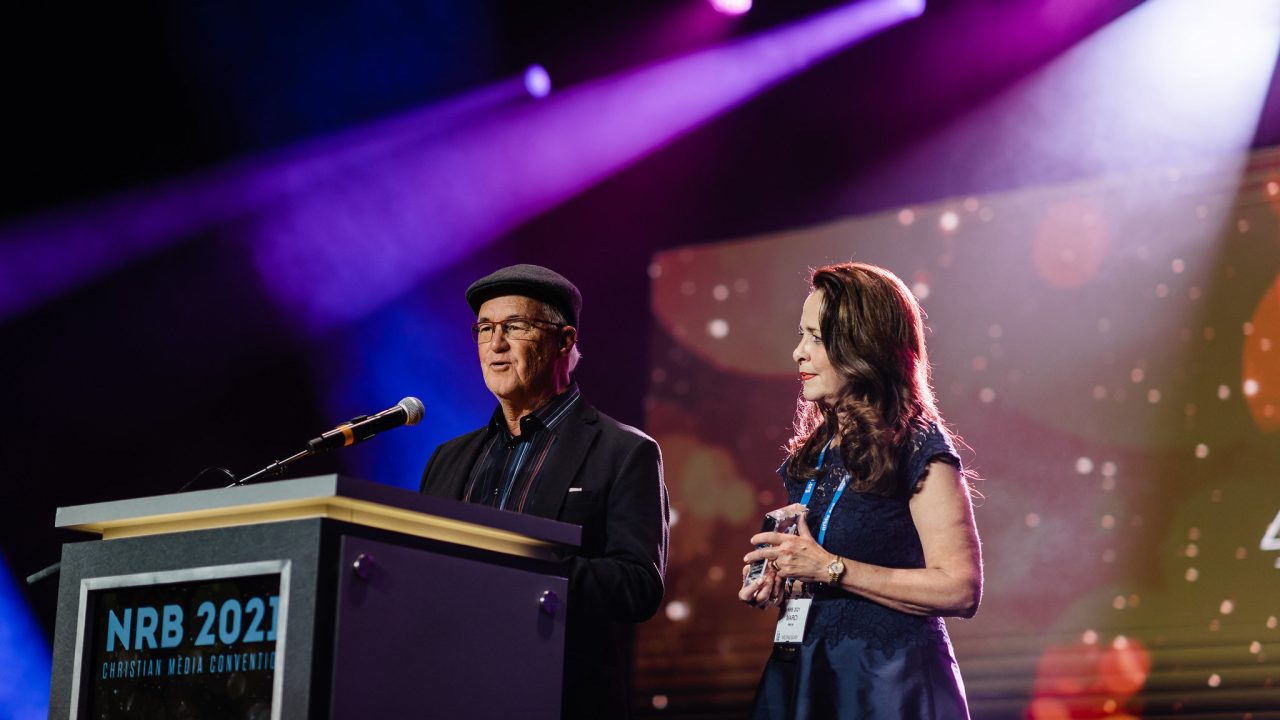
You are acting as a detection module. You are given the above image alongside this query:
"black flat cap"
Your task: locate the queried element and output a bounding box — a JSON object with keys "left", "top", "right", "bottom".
{"left": 466, "top": 264, "right": 582, "bottom": 327}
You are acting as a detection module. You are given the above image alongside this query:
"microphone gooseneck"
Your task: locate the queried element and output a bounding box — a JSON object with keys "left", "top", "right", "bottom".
{"left": 231, "top": 397, "right": 425, "bottom": 488}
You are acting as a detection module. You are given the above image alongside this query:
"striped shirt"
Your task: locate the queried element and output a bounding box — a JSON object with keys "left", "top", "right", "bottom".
{"left": 462, "top": 384, "right": 582, "bottom": 512}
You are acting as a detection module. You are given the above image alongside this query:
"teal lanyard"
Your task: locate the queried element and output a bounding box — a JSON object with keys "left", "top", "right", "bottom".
{"left": 797, "top": 436, "right": 848, "bottom": 545}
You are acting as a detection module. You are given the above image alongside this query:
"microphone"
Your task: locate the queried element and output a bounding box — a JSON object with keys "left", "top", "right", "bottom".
{"left": 307, "top": 397, "right": 425, "bottom": 453}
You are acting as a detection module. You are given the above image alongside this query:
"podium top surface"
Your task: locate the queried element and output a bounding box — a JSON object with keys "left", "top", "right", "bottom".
{"left": 55, "top": 475, "right": 580, "bottom": 561}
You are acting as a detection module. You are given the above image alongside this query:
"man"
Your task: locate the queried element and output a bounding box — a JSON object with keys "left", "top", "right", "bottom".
{"left": 420, "top": 264, "right": 669, "bottom": 719}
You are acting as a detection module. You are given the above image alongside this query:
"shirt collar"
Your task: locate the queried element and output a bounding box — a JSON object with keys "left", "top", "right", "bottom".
{"left": 487, "top": 384, "right": 582, "bottom": 440}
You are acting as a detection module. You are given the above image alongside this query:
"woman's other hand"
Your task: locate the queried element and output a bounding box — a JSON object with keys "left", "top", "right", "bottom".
{"left": 738, "top": 562, "right": 785, "bottom": 608}
{"left": 744, "top": 507, "right": 837, "bottom": 585}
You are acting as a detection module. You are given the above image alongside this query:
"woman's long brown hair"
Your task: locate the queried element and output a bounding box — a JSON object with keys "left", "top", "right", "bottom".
{"left": 786, "top": 262, "right": 942, "bottom": 494}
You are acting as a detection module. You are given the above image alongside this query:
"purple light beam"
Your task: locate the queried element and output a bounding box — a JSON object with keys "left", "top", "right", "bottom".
{"left": 0, "top": 79, "right": 522, "bottom": 323}
{"left": 248, "top": 0, "right": 925, "bottom": 330}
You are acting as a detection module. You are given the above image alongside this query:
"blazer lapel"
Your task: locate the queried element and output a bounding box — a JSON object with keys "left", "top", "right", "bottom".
{"left": 426, "top": 429, "right": 490, "bottom": 500}
{"left": 525, "top": 401, "right": 600, "bottom": 520}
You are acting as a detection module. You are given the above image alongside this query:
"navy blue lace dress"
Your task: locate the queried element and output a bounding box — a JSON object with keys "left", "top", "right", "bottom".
{"left": 751, "top": 422, "right": 971, "bottom": 719}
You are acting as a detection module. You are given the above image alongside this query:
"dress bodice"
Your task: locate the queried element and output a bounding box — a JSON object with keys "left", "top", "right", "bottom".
{"left": 778, "top": 421, "right": 963, "bottom": 655}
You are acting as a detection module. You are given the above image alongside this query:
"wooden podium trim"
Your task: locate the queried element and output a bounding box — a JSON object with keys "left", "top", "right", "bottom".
{"left": 73, "top": 496, "right": 562, "bottom": 561}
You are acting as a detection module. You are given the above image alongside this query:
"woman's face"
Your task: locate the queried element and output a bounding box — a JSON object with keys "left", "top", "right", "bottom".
{"left": 793, "top": 290, "right": 842, "bottom": 408}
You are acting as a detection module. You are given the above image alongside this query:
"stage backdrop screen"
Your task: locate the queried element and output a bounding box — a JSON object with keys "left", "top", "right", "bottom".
{"left": 635, "top": 149, "right": 1280, "bottom": 718}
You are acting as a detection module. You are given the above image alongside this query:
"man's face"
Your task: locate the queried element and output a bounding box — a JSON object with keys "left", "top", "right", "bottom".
{"left": 476, "top": 295, "right": 563, "bottom": 408}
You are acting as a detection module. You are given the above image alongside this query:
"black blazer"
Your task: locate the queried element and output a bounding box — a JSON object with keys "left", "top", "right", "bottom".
{"left": 420, "top": 399, "right": 669, "bottom": 718}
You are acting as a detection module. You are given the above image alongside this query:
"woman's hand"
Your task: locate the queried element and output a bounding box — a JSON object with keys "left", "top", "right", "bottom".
{"left": 737, "top": 563, "right": 785, "bottom": 609}
{"left": 743, "top": 505, "right": 838, "bottom": 585}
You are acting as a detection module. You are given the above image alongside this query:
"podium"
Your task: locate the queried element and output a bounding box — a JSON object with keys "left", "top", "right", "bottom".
{"left": 48, "top": 475, "right": 580, "bottom": 719}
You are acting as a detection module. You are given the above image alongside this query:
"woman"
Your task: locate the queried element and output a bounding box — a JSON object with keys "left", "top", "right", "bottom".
{"left": 739, "top": 262, "right": 982, "bottom": 719}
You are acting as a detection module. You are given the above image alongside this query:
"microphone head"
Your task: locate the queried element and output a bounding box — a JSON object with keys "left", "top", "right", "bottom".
{"left": 398, "top": 397, "right": 425, "bottom": 426}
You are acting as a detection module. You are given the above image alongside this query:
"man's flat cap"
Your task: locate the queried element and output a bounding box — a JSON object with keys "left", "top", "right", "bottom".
{"left": 466, "top": 264, "right": 582, "bottom": 327}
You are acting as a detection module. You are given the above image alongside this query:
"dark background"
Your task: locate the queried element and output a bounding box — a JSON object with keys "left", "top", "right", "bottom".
{"left": 3, "top": 0, "right": 1278, "bottom": 715}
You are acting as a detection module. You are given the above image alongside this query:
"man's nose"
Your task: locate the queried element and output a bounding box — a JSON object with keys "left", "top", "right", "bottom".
{"left": 489, "top": 327, "right": 511, "bottom": 349}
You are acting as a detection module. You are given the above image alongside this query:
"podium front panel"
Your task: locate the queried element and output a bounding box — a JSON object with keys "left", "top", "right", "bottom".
{"left": 329, "top": 535, "right": 568, "bottom": 718}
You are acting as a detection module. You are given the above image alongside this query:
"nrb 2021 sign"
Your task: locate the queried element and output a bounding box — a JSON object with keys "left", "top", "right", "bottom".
{"left": 82, "top": 571, "right": 282, "bottom": 718}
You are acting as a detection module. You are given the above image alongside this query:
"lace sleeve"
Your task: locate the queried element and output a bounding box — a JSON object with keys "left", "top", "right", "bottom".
{"left": 905, "top": 421, "right": 962, "bottom": 493}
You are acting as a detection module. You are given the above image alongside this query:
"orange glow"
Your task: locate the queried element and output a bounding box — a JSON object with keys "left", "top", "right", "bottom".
{"left": 1034, "top": 642, "right": 1102, "bottom": 696}
{"left": 1243, "top": 274, "right": 1280, "bottom": 432}
{"left": 1032, "top": 638, "right": 1150, "bottom": 718}
{"left": 1098, "top": 641, "right": 1152, "bottom": 696}
{"left": 1027, "top": 697, "right": 1073, "bottom": 720}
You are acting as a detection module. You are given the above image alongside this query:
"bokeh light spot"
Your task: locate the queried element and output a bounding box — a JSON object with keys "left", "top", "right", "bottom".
{"left": 1100, "top": 636, "right": 1151, "bottom": 696}
{"left": 523, "top": 64, "right": 552, "bottom": 99}
{"left": 1032, "top": 199, "right": 1109, "bottom": 288}
{"left": 709, "top": 0, "right": 752, "bottom": 16}
{"left": 665, "top": 600, "right": 691, "bottom": 621}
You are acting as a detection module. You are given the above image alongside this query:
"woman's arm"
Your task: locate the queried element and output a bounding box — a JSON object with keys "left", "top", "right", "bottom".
{"left": 743, "top": 461, "right": 982, "bottom": 618}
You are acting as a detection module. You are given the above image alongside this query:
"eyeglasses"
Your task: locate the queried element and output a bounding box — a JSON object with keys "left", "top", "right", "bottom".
{"left": 471, "top": 316, "right": 566, "bottom": 344}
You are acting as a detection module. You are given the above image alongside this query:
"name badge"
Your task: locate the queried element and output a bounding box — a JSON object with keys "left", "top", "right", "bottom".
{"left": 773, "top": 598, "right": 812, "bottom": 644}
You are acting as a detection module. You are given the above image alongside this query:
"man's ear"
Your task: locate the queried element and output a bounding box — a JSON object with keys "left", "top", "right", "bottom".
{"left": 560, "top": 326, "right": 578, "bottom": 355}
